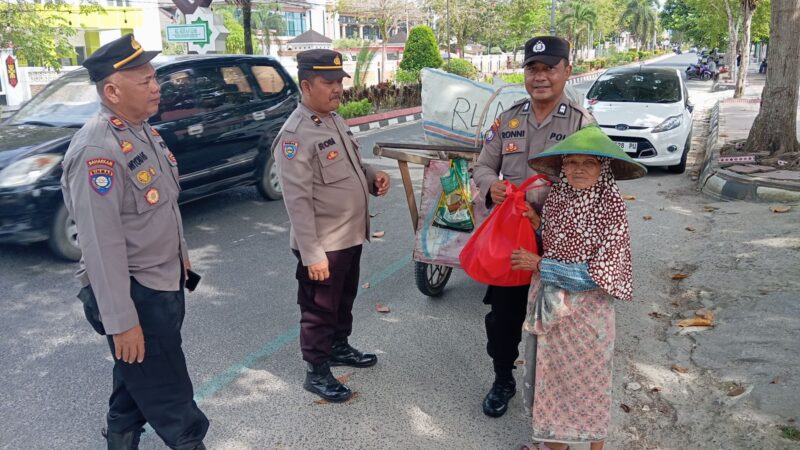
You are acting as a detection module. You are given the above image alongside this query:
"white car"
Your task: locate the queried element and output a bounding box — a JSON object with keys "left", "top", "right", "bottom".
{"left": 583, "top": 67, "right": 694, "bottom": 173}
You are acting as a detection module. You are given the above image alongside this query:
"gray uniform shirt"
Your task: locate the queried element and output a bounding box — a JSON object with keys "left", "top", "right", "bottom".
{"left": 274, "top": 103, "right": 378, "bottom": 266}
{"left": 473, "top": 93, "right": 595, "bottom": 212}
{"left": 61, "top": 104, "right": 188, "bottom": 334}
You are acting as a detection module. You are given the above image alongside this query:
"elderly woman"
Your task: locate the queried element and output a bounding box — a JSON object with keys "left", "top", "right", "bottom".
{"left": 510, "top": 126, "right": 647, "bottom": 450}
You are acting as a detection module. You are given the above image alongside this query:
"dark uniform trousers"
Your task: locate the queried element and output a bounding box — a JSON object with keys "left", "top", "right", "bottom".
{"left": 293, "top": 245, "right": 363, "bottom": 365}
{"left": 79, "top": 277, "right": 209, "bottom": 450}
{"left": 483, "top": 284, "right": 534, "bottom": 377}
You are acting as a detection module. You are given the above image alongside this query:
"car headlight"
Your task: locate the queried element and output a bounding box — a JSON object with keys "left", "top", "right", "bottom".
{"left": 0, "top": 154, "right": 63, "bottom": 188}
{"left": 652, "top": 115, "right": 682, "bottom": 133}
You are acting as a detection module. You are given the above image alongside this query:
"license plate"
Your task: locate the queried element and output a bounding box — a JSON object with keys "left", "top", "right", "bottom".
{"left": 616, "top": 141, "right": 638, "bottom": 153}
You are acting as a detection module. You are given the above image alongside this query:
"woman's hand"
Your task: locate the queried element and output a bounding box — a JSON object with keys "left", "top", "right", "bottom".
{"left": 511, "top": 248, "right": 541, "bottom": 271}
{"left": 523, "top": 202, "right": 541, "bottom": 230}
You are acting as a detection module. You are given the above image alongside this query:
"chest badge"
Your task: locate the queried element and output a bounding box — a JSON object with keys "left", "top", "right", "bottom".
{"left": 505, "top": 142, "right": 519, "bottom": 153}
{"left": 508, "top": 118, "right": 520, "bottom": 129}
{"left": 120, "top": 140, "right": 134, "bottom": 154}
{"left": 326, "top": 150, "right": 339, "bottom": 160}
{"left": 167, "top": 151, "right": 178, "bottom": 165}
{"left": 283, "top": 141, "right": 298, "bottom": 160}
{"left": 145, "top": 187, "right": 160, "bottom": 205}
{"left": 109, "top": 117, "right": 126, "bottom": 129}
{"left": 137, "top": 170, "right": 152, "bottom": 185}
{"left": 310, "top": 115, "right": 322, "bottom": 126}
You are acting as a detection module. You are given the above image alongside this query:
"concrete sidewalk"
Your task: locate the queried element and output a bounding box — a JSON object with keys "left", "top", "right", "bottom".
{"left": 699, "top": 64, "right": 800, "bottom": 202}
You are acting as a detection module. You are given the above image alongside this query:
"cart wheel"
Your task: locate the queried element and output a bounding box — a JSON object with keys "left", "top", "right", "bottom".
{"left": 414, "top": 261, "right": 452, "bottom": 297}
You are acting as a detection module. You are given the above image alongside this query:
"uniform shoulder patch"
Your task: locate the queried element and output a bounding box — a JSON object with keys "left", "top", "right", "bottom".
{"left": 89, "top": 167, "right": 114, "bottom": 195}
{"left": 283, "top": 141, "right": 298, "bottom": 160}
{"left": 86, "top": 157, "right": 115, "bottom": 168}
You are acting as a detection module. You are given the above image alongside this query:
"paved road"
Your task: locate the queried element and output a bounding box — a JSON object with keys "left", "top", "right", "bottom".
{"left": 0, "top": 53, "right": 737, "bottom": 450}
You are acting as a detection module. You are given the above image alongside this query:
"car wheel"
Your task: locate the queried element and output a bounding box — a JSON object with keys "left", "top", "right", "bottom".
{"left": 668, "top": 134, "right": 691, "bottom": 174}
{"left": 256, "top": 153, "right": 282, "bottom": 201}
{"left": 48, "top": 203, "right": 82, "bottom": 261}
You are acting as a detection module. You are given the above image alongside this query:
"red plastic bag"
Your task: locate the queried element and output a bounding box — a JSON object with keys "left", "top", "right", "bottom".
{"left": 459, "top": 175, "right": 551, "bottom": 287}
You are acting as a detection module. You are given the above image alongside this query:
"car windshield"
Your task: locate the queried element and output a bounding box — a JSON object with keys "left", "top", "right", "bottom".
{"left": 8, "top": 71, "right": 98, "bottom": 127}
{"left": 587, "top": 71, "right": 681, "bottom": 104}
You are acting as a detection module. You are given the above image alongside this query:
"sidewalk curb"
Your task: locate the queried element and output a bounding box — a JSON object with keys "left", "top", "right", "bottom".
{"left": 698, "top": 100, "right": 800, "bottom": 203}
{"left": 347, "top": 107, "right": 422, "bottom": 135}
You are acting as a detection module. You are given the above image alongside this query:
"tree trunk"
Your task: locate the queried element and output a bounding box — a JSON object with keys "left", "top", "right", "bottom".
{"left": 743, "top": 0, "right": 800, "bottom": 156}
{"left": 734, "top": 1, "right": 755, "bottom": 98}
{"left": 244, "top": 0, "right": 253, "bottom": 55}
{"left": 723, "top": 0, "right": 739, "bottom": 81}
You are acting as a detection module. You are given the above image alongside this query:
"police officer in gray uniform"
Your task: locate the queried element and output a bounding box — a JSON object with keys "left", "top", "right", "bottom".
{"left": 60, "top": 34, "right": 208, "bottom": 449}
{"left": 473, "top": 36, "right": 595, "bottom": 418}
{"left": 274, "top": 49, "right": 390, "bottom": 402}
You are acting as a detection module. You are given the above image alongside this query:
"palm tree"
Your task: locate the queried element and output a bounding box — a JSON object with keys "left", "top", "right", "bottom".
{"left": 623, "top": 0, "right": 657, "bottom": 50}
{"left": 560, "top": 1, "right": 598, "bottom": 60}
{"left": 251, "top": 5, "right": 287, "bottom": 55}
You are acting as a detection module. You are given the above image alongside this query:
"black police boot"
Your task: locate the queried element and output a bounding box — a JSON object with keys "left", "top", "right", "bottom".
{"left": 190, "top": 444, "right": 207, "bottom": 450}
{"left": 303, "top": 361, "right": 353, "bottom": 402}
{"left": 102, "top": 427, "right": 144, "bottom": 450}
{"left": 482, "top": 375, "right": 516, "bottom": 418}
{"left": 331, "top": 339, "right": 378, "bottom": 368}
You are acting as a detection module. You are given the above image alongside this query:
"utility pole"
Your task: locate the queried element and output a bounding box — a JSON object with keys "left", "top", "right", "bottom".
{"left": 446, "top": 0, "right": 451, "bottom": 68}
{"left": 550, "top": 0, "right": 556, "bottom": 36}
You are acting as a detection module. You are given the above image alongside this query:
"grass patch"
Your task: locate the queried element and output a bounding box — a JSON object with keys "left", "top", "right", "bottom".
{"left": 781, "top": 425, "right": 800, "bottom": 441}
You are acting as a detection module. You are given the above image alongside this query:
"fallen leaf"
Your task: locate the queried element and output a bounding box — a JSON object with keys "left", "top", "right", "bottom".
{"left": 695, "top": 310, "right": 714, "bottom": 321}
{"left": 704, "top": 206, "right": 718, "bottom": 212}
{"left": 314, "top": 399, "right": 329, "bottom": 405}
{"left": 770, "top": 376, "right": 782, "bottom": 385}
{"left": 677, "top": 317, "right": 714, "bottom": 327}
{"left": 361, "top": 282, "right": 370, "bottom": 289}
{"left": 770, "top": 206, "right": 791, "bottom": 213}
{"left": 671, "top": 273, "right": 689, "bottom": 280}
{"left": 620, "top": 403, "right": 631, "bottom": 413}
{"left": 336, "top": 373, "right": 352, "bottom": 384}
{"left": 671, "top": 364, "right": 689, "bottom": 374}
{"left": 651, "top": 386, "right": 662, "bottom": 393}
{"left": 369, "top": 212, "right": 379, "bottom": 218}
{"left": 727, "top": 386, "right": 746, "bottom": 397}
{"left": 623, "top": 195, "right": 637, "bottom": 201}
{"left": 376, "top": 303, "right": 391, "bottom": 313}
{"left": 372, "top": 230, "right": 385, "bottom": 238}
{"left": 789, "top": 418, "right": 796, "bottom": 423}
{"left": 648, "top": 311, "right": 665, "bottom": 319}
{"left": 685, "top": 226, "right": 696, "bottom": 232}
{"left": 643, "top": 215, "right": 653, "bottom": 220}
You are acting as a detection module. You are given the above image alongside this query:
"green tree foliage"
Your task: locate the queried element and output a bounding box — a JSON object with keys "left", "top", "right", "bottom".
{"left": 499, "top": 0, "right": 550, "bottom": 56}
{"left": 429, "top": 0, "right": 490, "bottom": 56}
{"left": 333, "top": 38, "right": 366, "bottom": 49}
{"left": 399, "top": 25, "right": 443, "bottom": 77}
{"left": 251, "top": 4, "right": 287, "bottom": 54}
{"left": 623, "top": 0, "right": 658, "bottom": 49}
{"left": 560, "top": 0, "right": 598, "bottom": 56}
{"left": 0, "top": 0, "right": 104, "bottom": 69}
{"left": 353, "top": 45, "right": 378, "bottom": 88}
{"left": 442, "top": 58, "right": 477, "bottom": 79}
{"left": 215, "top": 5, "right": 258, "bottom": 54}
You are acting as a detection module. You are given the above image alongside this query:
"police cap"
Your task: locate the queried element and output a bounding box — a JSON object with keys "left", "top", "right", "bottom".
{"left": 297, "top": 49, "right": 351, "bottom": 80}
{"left": 522, "top": 36, "right": 570, "bottom": 68}
{"left": 82, "top": 34, "right": 160, "bottom": 82}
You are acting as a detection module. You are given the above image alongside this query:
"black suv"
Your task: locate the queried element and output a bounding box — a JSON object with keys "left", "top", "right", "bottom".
{"left": 0, "top": 55, "right": 298, "bottom": 260}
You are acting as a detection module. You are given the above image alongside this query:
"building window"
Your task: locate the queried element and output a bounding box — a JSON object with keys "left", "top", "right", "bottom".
{"left": 284, "top": 11, "right": 306, "bottom": 37}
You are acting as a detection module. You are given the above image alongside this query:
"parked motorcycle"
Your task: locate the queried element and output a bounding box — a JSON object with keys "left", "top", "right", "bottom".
{"left": 686, "top": 63, "right": 712, "bottom": 81}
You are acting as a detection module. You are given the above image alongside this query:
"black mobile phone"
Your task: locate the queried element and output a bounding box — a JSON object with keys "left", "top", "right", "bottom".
{"left": 186, "top": 269, "right": 202, "bottom": 291}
